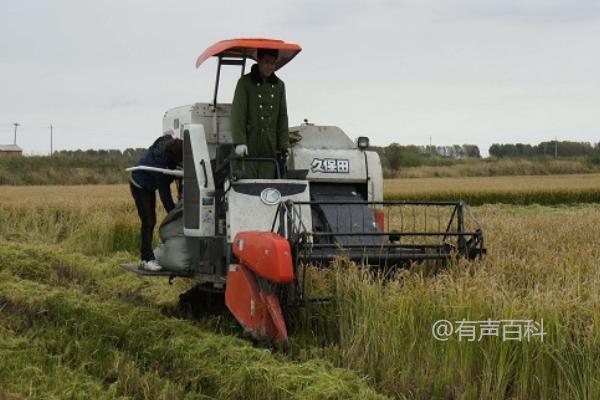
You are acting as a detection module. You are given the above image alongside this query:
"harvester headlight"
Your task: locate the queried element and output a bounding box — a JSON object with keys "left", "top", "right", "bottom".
{"left": 357, "top": 136, "right": 370, "bottom": 149}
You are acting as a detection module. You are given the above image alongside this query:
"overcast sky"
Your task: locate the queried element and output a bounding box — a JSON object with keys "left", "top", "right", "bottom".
{"left": 1, "top": 0, "right": 599, "bottom": 155}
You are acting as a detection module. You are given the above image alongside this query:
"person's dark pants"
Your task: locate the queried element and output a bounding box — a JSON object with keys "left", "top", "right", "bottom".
{"left": 130, "top": 183, "right": 156, "bottom": 261}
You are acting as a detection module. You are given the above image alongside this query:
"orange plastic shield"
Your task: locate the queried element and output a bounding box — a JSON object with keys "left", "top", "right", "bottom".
{"left": 232, "top": 231, "right": 294, "bottom": 283}
{"left": 225, "top": 264, "right": 288, "bottom": 342}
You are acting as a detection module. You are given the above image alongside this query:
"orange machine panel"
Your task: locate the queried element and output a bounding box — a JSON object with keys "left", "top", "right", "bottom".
{"left": 225, "top": 264, "right": 288, "bottom": 342}
{"left": 232, "top": 231, "right": 294, "bottom": 283}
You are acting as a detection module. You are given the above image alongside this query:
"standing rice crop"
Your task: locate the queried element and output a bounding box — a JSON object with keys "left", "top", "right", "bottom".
{"left": 1, "top": 186, "right": 598, "bottom": 399}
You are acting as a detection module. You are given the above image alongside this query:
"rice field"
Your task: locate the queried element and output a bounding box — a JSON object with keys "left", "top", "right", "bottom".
{"left": 2, "top": 173, "right": 599, "bottom": 207}
{"left": 392, "top": 159, "right": 600, "bottom": 179}
{"left": 0, "top": 181, "right": 598, "bottom": 399}
{"left": 386, "top": 174, "right": 600, "bottom": 205}
{"left": 386, "top": 173, "right": 600, "bottom": 194}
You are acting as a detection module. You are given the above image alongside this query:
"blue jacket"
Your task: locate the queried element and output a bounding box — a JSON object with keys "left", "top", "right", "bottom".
{"left": 131, "top": 135, "right": 179, "bottom": 212}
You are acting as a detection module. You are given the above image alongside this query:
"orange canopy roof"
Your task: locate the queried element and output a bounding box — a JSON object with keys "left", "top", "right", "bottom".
{"left": 195, "top": 38, "right": 302, "bottom": 70}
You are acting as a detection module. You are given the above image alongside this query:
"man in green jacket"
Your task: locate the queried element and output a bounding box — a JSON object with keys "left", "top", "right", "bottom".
{"left": 231, "top": 48, "right": 289, "bottom": 179}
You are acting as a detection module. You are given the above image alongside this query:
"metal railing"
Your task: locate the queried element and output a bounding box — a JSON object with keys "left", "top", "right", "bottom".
{"left": 272, "top": 199, "right": 485, "bottom": 267}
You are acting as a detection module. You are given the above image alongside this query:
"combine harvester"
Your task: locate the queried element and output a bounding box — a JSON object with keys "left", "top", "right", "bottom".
{"left": 122, "top": 38, "right": 485, "bottom": 343}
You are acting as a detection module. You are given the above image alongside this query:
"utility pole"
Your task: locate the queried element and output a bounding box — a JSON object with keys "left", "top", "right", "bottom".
{"left": 50, "top": 124, "right": 53, "bottom": 156}
{"left": 13, "top": 122, "right": 19, "bottom": 145}
{"left": 429, "top": 135, "right": 433, "bottom": 156}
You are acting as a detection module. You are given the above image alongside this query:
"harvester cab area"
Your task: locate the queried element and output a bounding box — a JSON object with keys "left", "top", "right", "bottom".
{"left": 121, "top": 38, "right": 486, "bottom": 343}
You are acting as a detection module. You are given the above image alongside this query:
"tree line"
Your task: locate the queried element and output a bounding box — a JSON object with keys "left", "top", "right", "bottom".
{"left": 489, "top": 141, "right": 599, "bottom": 158}
{"left": 54, "top": 148, "right": 147, "bottom": 160}
{"left": 371, "top": 144, "right": 481, "bottom": 172}
{"left": 50, "top": 140, "right": 600, "bottom": 174}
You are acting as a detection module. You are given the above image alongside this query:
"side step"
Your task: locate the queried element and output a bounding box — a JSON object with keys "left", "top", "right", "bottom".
{"left": 119, "top": 263, "right": 194, "bottom": 278}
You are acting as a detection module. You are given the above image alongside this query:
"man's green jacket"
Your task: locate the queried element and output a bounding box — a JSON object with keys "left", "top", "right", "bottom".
{"left": 231, "top": 64, "right": 289, "bottom": 179}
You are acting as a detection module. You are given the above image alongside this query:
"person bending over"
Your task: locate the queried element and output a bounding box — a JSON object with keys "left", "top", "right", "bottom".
{"left": 130, "top": 134, "right": 183, "bottom": 271}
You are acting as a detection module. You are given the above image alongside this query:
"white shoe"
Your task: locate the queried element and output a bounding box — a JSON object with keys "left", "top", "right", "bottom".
{"left": 141, "top": 260, "right": 162, "bottom": 271}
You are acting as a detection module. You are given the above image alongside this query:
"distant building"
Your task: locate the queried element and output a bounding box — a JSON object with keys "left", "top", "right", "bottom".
{"left": 0, "top": 144, "right": 23, "bottom": 157}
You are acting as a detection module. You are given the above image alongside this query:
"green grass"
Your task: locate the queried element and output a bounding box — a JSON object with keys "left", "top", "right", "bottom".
{"left": 2, "top": 155, "right": 600, "bottom": 186}
{"left": 0, "top": 155, "right": 130, "bottom": 185}
{"left": 388, "top": 158, "right": 600, "bottom": 179}
{"left": 0, "top": 204, "right": 140, "bottom": 256}
{"left": 0, "top": 241, "right": 387, "bottom": 400}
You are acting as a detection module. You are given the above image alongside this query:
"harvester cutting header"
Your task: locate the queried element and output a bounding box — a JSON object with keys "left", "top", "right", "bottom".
{"left": 122, "top": 38, "right": 485, "bottom": 343}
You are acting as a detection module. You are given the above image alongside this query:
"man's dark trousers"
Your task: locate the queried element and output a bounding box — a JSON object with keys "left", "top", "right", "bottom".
{"left": 130, "top": 183, "right": 156, "bottom": 261}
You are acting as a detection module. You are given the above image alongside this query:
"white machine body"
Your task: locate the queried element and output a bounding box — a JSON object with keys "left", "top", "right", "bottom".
{"left": 182, "top": 123, "right": 216, "bottom": 237}
{"left": 168, "top": 103, "right": 384, "bottom": 242}
{"left": 225, "top": 179, "right": 312, "bottom": 242}
{"left": 164, "top": 103, "right": 232, "bottom": 160}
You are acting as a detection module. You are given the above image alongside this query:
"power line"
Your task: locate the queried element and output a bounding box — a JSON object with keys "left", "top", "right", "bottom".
{"left": 0, "top": 123, "right": 140, "bottom": 140}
